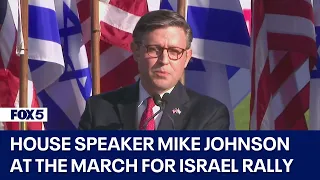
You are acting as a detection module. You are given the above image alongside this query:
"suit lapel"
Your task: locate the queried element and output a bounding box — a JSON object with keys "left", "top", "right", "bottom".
{"left": 117, "top": 83, "right": 139, "bottom": 130}
{"left": 116, "top": 81, "right": 190, "bottom": 130}
{"left": 158, "top": 82, "right": 190, "bottom": 130}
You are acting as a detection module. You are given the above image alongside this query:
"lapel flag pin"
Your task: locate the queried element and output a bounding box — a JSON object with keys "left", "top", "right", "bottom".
{"left": 172, "top": 108, "right": 181, "bottom": 115}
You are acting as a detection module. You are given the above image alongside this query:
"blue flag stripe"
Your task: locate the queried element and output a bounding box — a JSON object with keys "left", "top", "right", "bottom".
{"left": 188, "top": 6, "right": 250, "bottom": 46}
{"left": 29, "top": 5, "right": 61, "bottom": 44}
{"left": 29, "top": 59, "right": 46, "bottom": 72}
{"left": 311, "top": 71, "right": 320, "bottom": 78}
{"left": 160, "top": 0, "right": 172, "bottom": 10}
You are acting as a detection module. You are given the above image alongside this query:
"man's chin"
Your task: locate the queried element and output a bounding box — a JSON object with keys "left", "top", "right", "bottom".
{"left": 152, "top": 79, "right": 174, "bottom": 91}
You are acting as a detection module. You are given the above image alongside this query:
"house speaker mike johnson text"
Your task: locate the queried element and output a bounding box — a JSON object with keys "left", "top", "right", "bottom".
{"left": 9, "top": 136, "right": 294, "bottom": 173}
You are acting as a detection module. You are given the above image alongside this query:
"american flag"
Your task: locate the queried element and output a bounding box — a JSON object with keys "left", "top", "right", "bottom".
{"left": 250, "top": 0, "right": 317, "bottom": 130}
{"left": 172, "top": 108, "right": 181, "bottom": 115}
{"left": 240, "top": 0, "right": 251, "bottom": 35}
{"left": 77, "top": 0, "right": 149, "bottom": 92}
{"left": 0, "top": 0, "right": 43, "bottom": 130}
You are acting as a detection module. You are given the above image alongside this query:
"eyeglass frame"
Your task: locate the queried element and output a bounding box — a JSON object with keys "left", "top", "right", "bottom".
{"left": 137, "top": 43, "right": 188, "bottom": 60}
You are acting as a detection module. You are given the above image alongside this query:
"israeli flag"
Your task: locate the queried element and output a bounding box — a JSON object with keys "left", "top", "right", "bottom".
{"left": 29, "top": 0, "right": 92, "bottom": 130}
{"left": 27, "top": 0, "right": 66, "bottom": 129}
{"left": 161, "top": 0, "right": 251, "bottom": 130}
{"left": 310, "top": 0, "right": 320, "bottom": 130}
{"left": 28, "top": 0, "right": 65, "bottom": 92}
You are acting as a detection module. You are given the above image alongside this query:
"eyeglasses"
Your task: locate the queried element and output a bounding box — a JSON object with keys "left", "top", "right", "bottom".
{"left": 142, "top": 45, "right": 187, "bottom": 60}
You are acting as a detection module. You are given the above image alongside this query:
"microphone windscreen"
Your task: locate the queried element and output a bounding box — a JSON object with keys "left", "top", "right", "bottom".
{"left": 162, "top": 93, "right": 170, "bottom": 104}
{"left": 153, "top": 94, "right": 162, "bottom": 106}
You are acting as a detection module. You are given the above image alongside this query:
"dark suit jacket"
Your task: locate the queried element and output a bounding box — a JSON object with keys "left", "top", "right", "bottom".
{"left": 79, "top": 82, "right": 230, "bottom": 130}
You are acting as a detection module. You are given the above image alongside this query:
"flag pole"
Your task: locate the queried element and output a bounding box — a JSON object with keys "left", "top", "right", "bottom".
{"left": 91, "top": 0, "right": 100, "bottom": 95}
{"left": 177, "top": 0, "right": 187, "bottom": 85}
{"left": 19, "top": 0, "right": 28, "bottom": 131}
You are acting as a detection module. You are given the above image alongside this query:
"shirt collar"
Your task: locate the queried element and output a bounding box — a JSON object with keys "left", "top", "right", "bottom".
{"left": 138, "top": 81, "right": 174, "bottom": 107}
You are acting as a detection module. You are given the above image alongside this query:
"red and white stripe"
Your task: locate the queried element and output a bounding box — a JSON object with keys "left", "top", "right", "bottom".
{"left": 77, "top": 0, "right": 149, "bottom": 92}
{"left": 250, "top": 0, "right": 317, "bottom": 130}
{"left": 240, "top": 0, "right": 251, "bottom": 35}
{"left": 0, "top": 0, "right": 44, "bottom": 130}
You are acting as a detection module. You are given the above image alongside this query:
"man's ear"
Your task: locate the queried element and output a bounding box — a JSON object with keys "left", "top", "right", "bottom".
{"left": 184, "top": 49, "right": 192, "bottom": 68}
{"left": 131, "top": 42, "right": 137, "bottom": 52}
{"left": 131, "top": 42, "right": 139, "bottom": 62}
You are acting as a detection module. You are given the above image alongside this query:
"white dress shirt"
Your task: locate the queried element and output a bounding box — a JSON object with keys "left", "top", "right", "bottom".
{"left": 137, "top": 82, "right": 174, "bottom": 129}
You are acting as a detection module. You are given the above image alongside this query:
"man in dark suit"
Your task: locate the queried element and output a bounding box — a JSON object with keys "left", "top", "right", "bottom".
{"left": 79, "top": 10, "right": 230, "bottom": 130}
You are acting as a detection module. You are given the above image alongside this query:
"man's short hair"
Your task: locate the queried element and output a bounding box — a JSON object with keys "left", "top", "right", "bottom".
{"left": 132, "top": 9, "right": 193, "bottom": 49}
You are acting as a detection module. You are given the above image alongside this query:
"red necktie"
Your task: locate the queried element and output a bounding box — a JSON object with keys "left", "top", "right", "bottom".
{"left": 139, "top": 97, "right": 155, "bottom": 130}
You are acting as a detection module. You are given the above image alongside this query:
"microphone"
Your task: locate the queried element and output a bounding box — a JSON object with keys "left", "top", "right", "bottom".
{"left": 153, "top": 94, "right": 163, "bottom": 107}
{"left": 161, "top": 93, "right": 176, "bottom": 130}
{"left": 142, "top": 94, "right": 167, "bottom": 130}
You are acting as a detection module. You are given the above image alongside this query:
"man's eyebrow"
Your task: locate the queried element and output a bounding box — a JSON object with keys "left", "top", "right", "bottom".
{"left": 146, "top": 44, "right": 184, "bottom": 49}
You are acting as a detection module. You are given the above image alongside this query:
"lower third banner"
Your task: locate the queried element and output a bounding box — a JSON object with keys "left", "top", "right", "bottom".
{"left": 0, "top": 131, "right": 319, "bottom": 179}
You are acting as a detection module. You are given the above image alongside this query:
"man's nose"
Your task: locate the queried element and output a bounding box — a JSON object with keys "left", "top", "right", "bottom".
{"left": 158, "top": 49, "right": 170, "bottom": 65}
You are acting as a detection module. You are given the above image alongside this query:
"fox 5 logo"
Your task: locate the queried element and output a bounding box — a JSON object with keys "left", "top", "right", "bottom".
{"left": 0, "top": 108, "right": 48, "bottom": 122}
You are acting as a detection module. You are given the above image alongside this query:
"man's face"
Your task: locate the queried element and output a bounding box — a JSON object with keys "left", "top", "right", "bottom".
{"left": 132, "top": 27, "right": 192, "bottom": 93}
